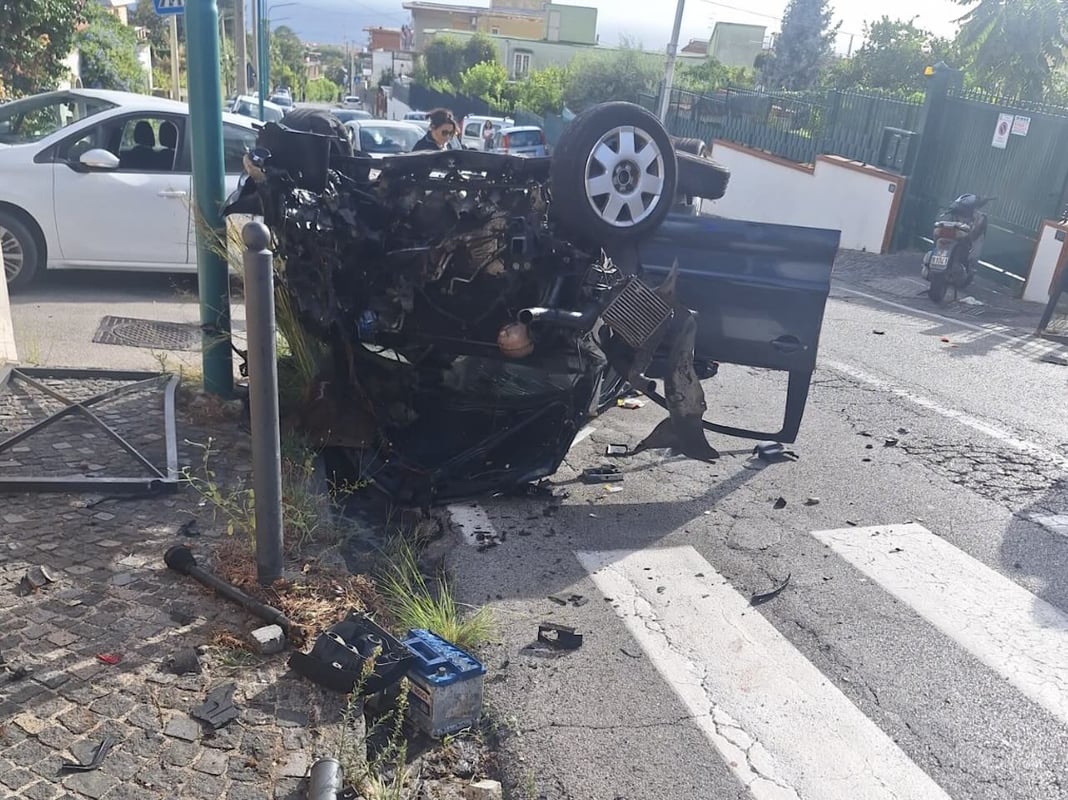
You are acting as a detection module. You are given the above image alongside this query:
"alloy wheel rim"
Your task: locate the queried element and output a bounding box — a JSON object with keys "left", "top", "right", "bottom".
{"left": 583, "top": 125, "right": 666, "bottom": 227}
{"left": 1, "top": 226, "right": 24, "bottom": 281}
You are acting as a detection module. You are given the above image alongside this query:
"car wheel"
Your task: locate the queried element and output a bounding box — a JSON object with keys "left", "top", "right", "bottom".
{"left": 671, "top": 136, "right": 707, "bottom": 157}
{"left": 676, "top": 152, "right": 730, "bottom": 201}
{"left": 551, "top": 102, "right": 678, "bottom": 244}
{"left": 0, "top": 212, "right": 41, "bottom": 291}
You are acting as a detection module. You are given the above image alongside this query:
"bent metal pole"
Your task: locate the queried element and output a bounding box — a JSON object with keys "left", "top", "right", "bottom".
{"left": 657, "top": 0, "right": 686, "bottom": 122}
{"left": 242, "top": 221, "right": 285, "bottom": 585}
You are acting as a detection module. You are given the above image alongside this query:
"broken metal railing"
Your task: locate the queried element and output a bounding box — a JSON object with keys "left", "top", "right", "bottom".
{"left": 0, "top": 367, "right": 180, "bottom": 493}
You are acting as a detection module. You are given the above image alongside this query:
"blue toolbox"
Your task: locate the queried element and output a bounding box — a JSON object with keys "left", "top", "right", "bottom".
{"left": 401, "top": 629, "right": 486, "bottom": 738}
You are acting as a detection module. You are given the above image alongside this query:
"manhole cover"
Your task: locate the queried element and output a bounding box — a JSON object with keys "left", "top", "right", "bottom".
{"left": 93, "top": 316, "right": 201, "bottom": 351}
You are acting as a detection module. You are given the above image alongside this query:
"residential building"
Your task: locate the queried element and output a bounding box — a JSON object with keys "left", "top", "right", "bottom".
{"left": 100, "top": 0, "right": 133, "bottom": 25}
{"left": 402, "top": 1, "right": 546, "bottom": 51}
{"left": 708, "top": 22, "right": 766, "bottom": 69}
{"left": 544, "top": 3, "right": 596, "bottom": 45}
{"left": 434, "top": 30, "right": 600, "bottom": 79}
{"left": 681, "top": 38, "right": 709, "bottom": 55}
{"left": 366, "top": 27, "right": 403, "bottom": 52}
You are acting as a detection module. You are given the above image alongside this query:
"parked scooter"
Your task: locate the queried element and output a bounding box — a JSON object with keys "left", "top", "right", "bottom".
{"left": 921, "top": 194, "right": 992, "bottom": 303}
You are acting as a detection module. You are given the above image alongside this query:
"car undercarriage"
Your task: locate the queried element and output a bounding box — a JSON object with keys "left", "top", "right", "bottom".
{"left": 225, "top": 102, "right": 839, "bottom": 507}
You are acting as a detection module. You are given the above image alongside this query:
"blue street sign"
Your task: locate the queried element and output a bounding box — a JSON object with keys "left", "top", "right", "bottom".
{"left": 153, "top": 0, "right": 184, "bottom": 16}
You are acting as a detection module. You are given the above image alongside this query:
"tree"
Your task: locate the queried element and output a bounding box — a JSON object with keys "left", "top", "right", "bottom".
{"left": 954, "top": 0, "right": 1066, "bottom": 100}
{"left": 829, "top": 17, "right": 953, "bottom": 94}
{"left": 306, "top": 76, "right": 339, "bottom": 102}
{"left": 516, "top": 64, "right": 572, "bottom": 114}
{"left": 77, "top": 3, "right": 148, "bottom": 93}
{"left": 423, "top": 36, "right": 466, "bottom": 81}
{"left": 460, "top": 60, "right": 507, "bottom": 105}
{"left": 316, "top": 44, "right": 350, "bottom": 88}
{"left": 676, "top": 58, "right": 754, "bottom": 93}
{"left": 563, "top": 44, "right": 662, "bottom": 111}
{"left": 764, "top": 0, "right": 840, "bottom": 91}
{"left": 464, "top": 33, "right": 499, "bottom": 69}
{"left": 270, "top": 25, "right": 307, "bottom": 94}
{"left": 0, "top": 0, "right": 85, "bottom": 98}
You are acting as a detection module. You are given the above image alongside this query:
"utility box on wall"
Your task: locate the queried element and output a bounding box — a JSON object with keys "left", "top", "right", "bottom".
{"left": 879, "top": 127, "right": 916, "bottom": 173}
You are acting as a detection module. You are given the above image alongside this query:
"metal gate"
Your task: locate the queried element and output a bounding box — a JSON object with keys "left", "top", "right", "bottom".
{"left": 906, "top": 90, "right": 1068, "bottom": 280}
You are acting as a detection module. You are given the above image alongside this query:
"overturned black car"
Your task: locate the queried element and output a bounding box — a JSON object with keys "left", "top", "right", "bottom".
{"left": 225, "top": 102, "right": 839, "bottom": 507}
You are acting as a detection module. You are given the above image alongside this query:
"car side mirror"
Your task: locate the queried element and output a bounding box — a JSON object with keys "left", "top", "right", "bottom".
{"left": 76, "top": 149, "right": 120, "bottom": 171}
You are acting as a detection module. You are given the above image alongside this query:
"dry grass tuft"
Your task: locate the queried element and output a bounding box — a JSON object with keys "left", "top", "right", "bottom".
{"left": 212, "top": 537, "right": 386, "bottom": 648}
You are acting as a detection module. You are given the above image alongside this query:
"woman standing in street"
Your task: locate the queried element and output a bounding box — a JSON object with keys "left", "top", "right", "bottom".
{"left": 412, "top": 108, "right": 459, "bottom": 151}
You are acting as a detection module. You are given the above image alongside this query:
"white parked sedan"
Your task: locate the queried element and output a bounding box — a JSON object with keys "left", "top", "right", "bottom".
{"left": 0, "top": 89, "right": 261, "bottom": 289}
{"left": 344, "top": 119, "right": 426, "bottom": 157}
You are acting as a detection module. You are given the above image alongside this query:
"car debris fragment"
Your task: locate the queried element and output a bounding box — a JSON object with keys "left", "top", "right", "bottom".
{"left": 754, "top": 441, "right": 799, "bottom": 463}
{"left": 192, "top": 683, "right": 240, "bottom": 729}
{"left": 537, "top": 622, "right": 584, "bottom": 651}
{"left": 289, "top": 612, "right": 413, "bottom": 695}
{"left": 581, "top": 466, "right": 624, "bottom": 484}
{"left": 224, "top": 102, "right": 837, "bottom": 506}
{"left": 750, "top": 574, "right": 791, "bottom": 606}
{"left": 17, "top": 565, "right": 57, "bottom": 596}
{"left": 61, "top": 735, "right": 116, "bottom": 773}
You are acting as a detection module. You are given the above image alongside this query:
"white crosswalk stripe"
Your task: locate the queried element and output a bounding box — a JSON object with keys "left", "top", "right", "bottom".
{"left": 578, "top": 546, "right": 953, "bottom": 800}
{"left": 454, "top": 506, "right": 1068, "bottom": 798}
{"left": 811, "top": 524, "right": 1068, "bottom": 727}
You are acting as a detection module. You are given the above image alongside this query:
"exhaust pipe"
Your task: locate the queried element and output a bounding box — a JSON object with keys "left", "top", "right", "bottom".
{"left": 518, "top": 305, "right": 599, "bottom": 329}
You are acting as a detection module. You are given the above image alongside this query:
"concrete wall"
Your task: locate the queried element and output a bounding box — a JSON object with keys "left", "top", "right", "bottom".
{"left": 441, "top": 29, "right": 599, "bottom": 77}
{"left": 708, "top": 22, "right": 766, "bottom": 69}
{"left": 1023, "top": 221, "right": 1068, "bottom": 305}
{"left": 702, "top": 140, "right": 904, "bottom": 254}
{"left": 372, "top": 51, "right": 414, "bottom": 82}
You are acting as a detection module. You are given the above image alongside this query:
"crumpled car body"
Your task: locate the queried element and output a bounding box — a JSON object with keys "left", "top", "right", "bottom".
{"left": 225, "top": 102, "right": 840, "bottom": 507}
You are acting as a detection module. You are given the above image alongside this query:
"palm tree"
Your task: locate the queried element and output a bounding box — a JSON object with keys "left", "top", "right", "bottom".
{"left": 954, "top": 0, "right": 1067, "bottom": 100}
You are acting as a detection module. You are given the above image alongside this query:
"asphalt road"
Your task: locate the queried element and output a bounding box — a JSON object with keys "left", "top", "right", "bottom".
{"left": 444, "top": 264, "right": 1068, "bottom": 800}
{"left": 8, "top": 259, "right": 1068, "bottom": 800}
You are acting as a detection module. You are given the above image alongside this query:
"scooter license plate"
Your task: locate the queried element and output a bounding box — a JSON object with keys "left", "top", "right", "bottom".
{"left": 930, "top": 252, "right": 950, "bottom": 268}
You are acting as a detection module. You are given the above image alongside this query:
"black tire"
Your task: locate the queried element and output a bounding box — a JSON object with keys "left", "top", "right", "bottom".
{"left": 551, "top": 102, "right": 678, "bottom": 244}
{"left": 0, "top": 211, "right": 42, "bottom": 291}
{"left": 928, "top": 275, "right": 948, "bottom": 303}
{"left": 671, "top": 136, "right": 707, "bottom": 157}
{"left": 676, "top": 152, "right": 730, "bottom": 201}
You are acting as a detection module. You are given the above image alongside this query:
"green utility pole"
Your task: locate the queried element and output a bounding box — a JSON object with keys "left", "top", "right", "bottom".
{"left": 185, "top": 0, "right": 234, "bottom": 397}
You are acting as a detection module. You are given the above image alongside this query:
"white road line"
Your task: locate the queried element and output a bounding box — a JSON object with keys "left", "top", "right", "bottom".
{"left": 578, "top": 547, "right": 951, "bottom": 800}
{"left": 812, "top": 524, "right": 1068, "bottom": 727}
{"left": 822, "top": 358, "right": 1068, "bottom": 471}
{"left": 570, "top": 425, "right": 596, "bottom": 450}
{"left": 447, "top": 504, "right": 496, "bottom": 546}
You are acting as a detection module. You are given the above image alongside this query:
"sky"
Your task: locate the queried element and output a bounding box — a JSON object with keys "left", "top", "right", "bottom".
{"left": 278, "top": 0, "right": 975, "bottom": 51}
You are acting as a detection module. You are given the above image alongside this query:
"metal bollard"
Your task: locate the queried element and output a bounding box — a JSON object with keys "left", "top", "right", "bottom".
{"left": 241, "top": 222, "right": 285, "bottom": 586}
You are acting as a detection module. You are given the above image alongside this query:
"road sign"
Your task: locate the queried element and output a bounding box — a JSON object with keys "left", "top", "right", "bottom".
{"left": 153, "top": 0, "right": 184, "bottom": 16}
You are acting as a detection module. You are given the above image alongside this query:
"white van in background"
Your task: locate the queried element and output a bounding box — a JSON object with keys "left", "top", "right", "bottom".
{"left": 458, "top": 114, "right": 514, "bottom": 150}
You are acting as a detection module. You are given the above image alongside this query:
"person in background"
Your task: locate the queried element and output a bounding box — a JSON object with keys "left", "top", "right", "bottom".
{"left": 412, "top": 108, "right": 458, "bottom": 152}
{"left": 482, "top": 119, "right": 495, "bottom": 151}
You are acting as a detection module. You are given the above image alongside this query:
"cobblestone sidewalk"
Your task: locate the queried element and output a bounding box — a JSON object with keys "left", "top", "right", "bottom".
{"left": 0, "top": 373, "right": 352, "bottom": 800}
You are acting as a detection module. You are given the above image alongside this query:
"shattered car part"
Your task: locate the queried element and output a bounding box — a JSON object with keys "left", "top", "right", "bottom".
{"left": 164, "top": 546, "right": 293, "bottom": 633}
{"left": 537, "top": 622, "right": 584, "bottom": 651}
{"left": 192, "top": 683, "right": 239, "bottom": 729}
{"left": 225, "top": 103, "right": 838, "bottom": 505}
{"left": 61, "top": 735, "right": 116, "bottom": 773}
{"left": 289, "top": 612, "right": 414, "bottom": 695}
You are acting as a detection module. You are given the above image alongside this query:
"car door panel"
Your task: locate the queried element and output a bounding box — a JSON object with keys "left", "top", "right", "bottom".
{"left": 51, "top": 113, "right": 191, "bottom": 266}
{"left": 639, "top": 213, "right": 839, "bottom": 442}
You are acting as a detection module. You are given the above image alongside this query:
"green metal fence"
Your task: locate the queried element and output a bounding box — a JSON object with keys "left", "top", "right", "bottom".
{"left": 645, "top": 87, "right": 922, "bottom": 168}
{"left": 905, "top": 89, "right": 1068, "bottom": 280}
{"left": 821, "top": 90, "right": 923, "bottom": 166}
